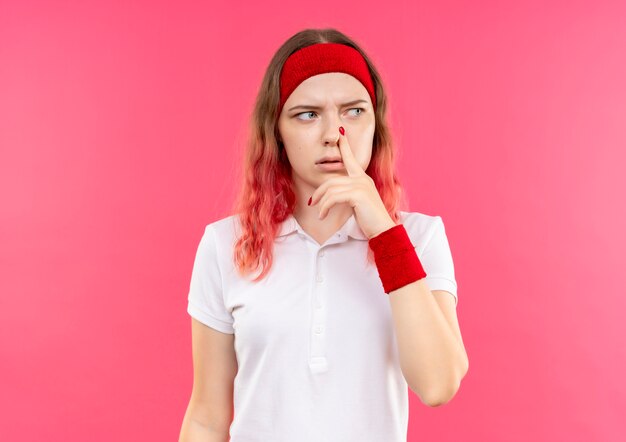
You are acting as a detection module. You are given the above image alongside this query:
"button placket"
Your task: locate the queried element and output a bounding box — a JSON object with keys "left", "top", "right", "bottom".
{"left": 315, "top": 248, "right": 324, "bottom": 305}
{"left": 310, "top": 247, "right": 328, "bottom": 371}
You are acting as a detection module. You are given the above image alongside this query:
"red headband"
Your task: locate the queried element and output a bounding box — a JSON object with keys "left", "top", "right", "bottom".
{"left": 278, "top": 42, "right": 377, "bottom": 116}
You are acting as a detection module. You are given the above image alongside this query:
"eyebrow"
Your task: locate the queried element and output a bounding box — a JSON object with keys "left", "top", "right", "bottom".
{"left": 288, "top": 99, "right": 369, "bottom": 112}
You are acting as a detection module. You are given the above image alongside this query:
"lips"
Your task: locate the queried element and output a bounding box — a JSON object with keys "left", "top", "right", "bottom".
{"left": 316, "top": 156, "right": 343, "bottom": 164}
{"left": 316, "top": 161, "right": 345, "bottom": 171}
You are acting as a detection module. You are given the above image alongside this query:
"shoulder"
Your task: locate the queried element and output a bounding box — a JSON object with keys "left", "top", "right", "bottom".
{"left": 201, "top": 213, "right": 239, "bottom": 236}
{"left": 399, "top": 210, "right": 443, "bottom": 236}
{"left": 196, "top": 214, "right": 240, "bottom": 255}
{"left": 398, "top": 210, "right": 445, "bottom": 252}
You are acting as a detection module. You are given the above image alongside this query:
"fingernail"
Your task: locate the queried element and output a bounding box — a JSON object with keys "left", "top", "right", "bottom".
{"left": 339, "top": 126, "right": 345, "bottom": 135}
{"left": 308, "top": 196, "right": 312, "bottom": 206}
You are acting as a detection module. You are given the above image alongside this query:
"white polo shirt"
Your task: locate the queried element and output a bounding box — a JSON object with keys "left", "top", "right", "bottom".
{"left": 187, "top": 210, "right": 458, "bottom": 441}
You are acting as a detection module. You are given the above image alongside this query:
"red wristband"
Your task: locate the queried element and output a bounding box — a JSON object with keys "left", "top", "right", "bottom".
{"left": 368, "top": 224, "right": 427, "bottom": 294}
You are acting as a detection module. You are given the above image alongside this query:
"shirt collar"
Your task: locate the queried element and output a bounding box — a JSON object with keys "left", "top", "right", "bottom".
{"left": 277, "top": 212, "right": 368, "bottom": 241}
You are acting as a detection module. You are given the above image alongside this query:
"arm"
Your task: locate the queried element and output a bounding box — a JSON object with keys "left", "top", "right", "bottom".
{"left": 179, "top": 414, "right": 230, "bottom": 442}
{"left": 179, "top": 318, "right": 238, "bottom": 442}
{"left": 389, "top": 278, "right": 468, "bottom": 407}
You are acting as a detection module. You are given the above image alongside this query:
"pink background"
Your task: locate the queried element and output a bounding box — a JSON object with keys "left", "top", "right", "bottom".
{"left": 1, "top": 0, "right": 625, "bottom": 440}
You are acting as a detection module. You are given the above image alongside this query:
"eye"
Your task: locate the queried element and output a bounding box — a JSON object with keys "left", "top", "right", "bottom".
{"left": 295, "top": 111, "right": 317, "bottom": 121}
{"left": 294, "top": 107, "right": 365, "bottom": 121}
{"left": 348, "top": 107, "right": 364, "bottom": 116}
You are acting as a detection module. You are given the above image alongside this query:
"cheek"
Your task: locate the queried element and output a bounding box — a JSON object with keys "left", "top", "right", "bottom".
{"left": 360, "top": 150, "right": 372, "bottom": 169}
{"left": 356, "top": 136, "right": 374, "bottom": 167}
{"left": 283, "top": 145, "right": 311, "bottom": 167}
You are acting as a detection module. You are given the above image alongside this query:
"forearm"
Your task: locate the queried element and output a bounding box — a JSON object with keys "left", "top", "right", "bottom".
{"left": 388, "top": 277, "right": 468, "bottom": 406}
{"left": 179, "top": 411, "right": 230, "bottom": 442}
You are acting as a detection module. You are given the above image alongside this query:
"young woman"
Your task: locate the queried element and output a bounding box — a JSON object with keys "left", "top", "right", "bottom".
{"left": 179, "top": 28, "right": 468, "bottom": 442}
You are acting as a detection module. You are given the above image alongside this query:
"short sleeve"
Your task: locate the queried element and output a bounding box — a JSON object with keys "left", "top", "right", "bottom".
{"left": 420, "top": 216, "right": 458, "bottom": 307}
{"left": 187, "top": 224, "right": 235, "bottom": 334}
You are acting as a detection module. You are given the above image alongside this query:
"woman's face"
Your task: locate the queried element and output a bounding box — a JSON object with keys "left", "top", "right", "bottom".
{"left": 277, "top": 72, "right": 375, "bottom": 190}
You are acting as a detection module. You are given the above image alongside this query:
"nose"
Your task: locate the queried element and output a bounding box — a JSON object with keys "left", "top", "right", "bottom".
{"left": 324, "top": 134, "right": 340, "bottom": 146}
{"left": 322, "top": 118, "right": 342, "bottom": 146}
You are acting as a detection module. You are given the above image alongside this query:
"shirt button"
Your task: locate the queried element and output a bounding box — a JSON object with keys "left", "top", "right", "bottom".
{"left": 315, "top": 326, "right": 323, "bottom": 334}
{"left": 319, "top": 251, "right": 325, "bottom": 257}
{"left": 316, "top": 274, "right": 323, "bottom": 283}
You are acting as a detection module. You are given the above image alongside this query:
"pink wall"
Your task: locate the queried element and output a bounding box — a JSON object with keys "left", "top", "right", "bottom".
{"left": 1, "top": 0, "right": 624, "bottom": 440}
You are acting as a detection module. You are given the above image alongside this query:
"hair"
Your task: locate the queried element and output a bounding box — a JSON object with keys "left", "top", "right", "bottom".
{"left": 229, "top": 28, "right": 409, "bottom": 282}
